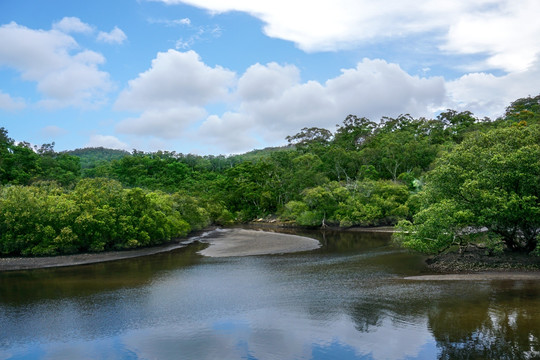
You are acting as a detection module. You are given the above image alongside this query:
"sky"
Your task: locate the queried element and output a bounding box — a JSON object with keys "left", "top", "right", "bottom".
{"left": 1, "top": 0, "right": 539, "bottom": 155}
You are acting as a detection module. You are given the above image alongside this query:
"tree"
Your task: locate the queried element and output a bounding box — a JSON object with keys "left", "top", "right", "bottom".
{"left": 333, "top": 115, "right": 376, "bottom": 150}
{"left": 360, "top": 121, "right": 438, "bottom": 181}
{"left": 502, "top": 94, "right": 540, "bottom": 125}
{"left": 286, "top": 127, "right": 332, "bottom": 153}
{"left": 395, "top": 124, "right": 540, "bottom": 254}
{"left": 437, "top": 109, "right": 478, "bottom": 142}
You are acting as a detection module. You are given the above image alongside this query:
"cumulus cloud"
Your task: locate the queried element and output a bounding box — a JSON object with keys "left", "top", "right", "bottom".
{"left": 441, "top": 1, "right": 540, "bottom": 72}
{"left": 116, "top": 106, "right": 207, "bottom": 139}
{"left": 86, "top": 134, "right": 130, "bottom": 150}
{"left": 153, "top": 0, "right": 540, "bottom": 73}
{"left": 52, "top": 17, "right": 94, "bottom": 34}
{"left": 112, "top": 48, "right": 536, "bottom": 154}
{"left": 115, "top": 50, "right": 235, "bottom": 140}
{"left": 116, "top": 50, "right": 235, "bottom": 111}
{"left": 0, "top": 90, "right": 25, "bottom": 110}
{"left": 446, "top": 55, "right": 540, "bottom": 118}
{"left": 97, "top": 26, "right": 127, "bottom": 44}
{"left": 0, "top": 21, "right": 113, "bottom": 108}
{"left": 198, "top": 59, "right": 445, "bottom": 153}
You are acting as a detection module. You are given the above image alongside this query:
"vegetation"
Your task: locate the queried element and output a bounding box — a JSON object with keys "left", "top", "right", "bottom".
{"left": 1, "top": 94, "right": 539, "bottom": 257}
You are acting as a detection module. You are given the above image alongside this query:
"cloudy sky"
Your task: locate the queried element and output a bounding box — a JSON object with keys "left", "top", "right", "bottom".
{"left": 1, "top": 0, "right": 539, "bottom": 154}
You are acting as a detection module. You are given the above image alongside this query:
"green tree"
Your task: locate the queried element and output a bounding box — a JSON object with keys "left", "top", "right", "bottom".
{"left": 333, "top": 115, "right": 376, "bottom": 151}
{"left": 395, "top": 124, "right": 540, "bottom": 253}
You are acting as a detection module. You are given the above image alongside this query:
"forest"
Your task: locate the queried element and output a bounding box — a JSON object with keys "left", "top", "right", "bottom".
{"left": 0, "top": 94, "right": 539, "bottom": 257}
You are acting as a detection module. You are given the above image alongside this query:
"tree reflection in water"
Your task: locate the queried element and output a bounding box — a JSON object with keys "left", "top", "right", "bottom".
{"left": 428, "top": 281, "right": 540, "bottom": 360}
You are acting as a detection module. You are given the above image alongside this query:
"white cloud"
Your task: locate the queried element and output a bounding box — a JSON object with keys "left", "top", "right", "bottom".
{"left": 52, "top": 17, "right": 94, "bottom": 34}
{"left": 116, "top": 106, "right": 207, "bottom": 139}
{"left": 237, "top": 62, "right": 300, "bottom": 101}
{"left": 116, "top": 49, "right": 235, "bottom": 111}
{"left": 0, "top": 90, "right": 25, "bottom": 110}
{"left": 97, "top": 26, "right": 127, "bottom": 44}
{"left": 86, "top": 134, "right": 130, "bottom": 150}
{"left": 197, "top": 113, "right": 261, "bottom": 153}
{"left": 0, "top": 22, "right": 113, "bottom": 108}
{"left": 447, "top": 55, "right": 540, "bottom": 118}
{"left": 441, "top": 1, "right": 540, "bottom": 72}
{"left": 198, "top": 59, "right": 445, "bottom": 153}
{"left": 153, "top": 0, "right": 540, "bottom": 73}
{"left": 115, "top": 50, "right": 235, "bottom": 141}
{"left": 148, "top": 18, "right": 191, "bottom": 26}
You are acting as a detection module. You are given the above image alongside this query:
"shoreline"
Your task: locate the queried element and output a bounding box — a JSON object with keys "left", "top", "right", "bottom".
{"left": 0, "top": 227, "right": 321, "bottom": 272}
{"left": 0, "top": 240, "right": 190, "bottom": 272}
{"left": 2, "top": 225, "right": 539, "bottom": 279}
{"left": 405, "top": 271, "right": 540, "bottom": 281}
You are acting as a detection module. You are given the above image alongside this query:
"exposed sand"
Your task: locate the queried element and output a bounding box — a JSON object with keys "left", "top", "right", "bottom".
{"left": 198, "top": 228, "right": 321, "bottom": 257}
{"left": 404, "top": 272, "right": 540, "bottom": 281}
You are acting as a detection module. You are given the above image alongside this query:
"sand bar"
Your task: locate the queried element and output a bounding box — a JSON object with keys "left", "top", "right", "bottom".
{"left": 198, "top": 228, "right": 321, "bottom": 257}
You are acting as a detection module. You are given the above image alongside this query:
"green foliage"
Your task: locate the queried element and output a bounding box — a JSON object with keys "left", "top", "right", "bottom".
{"left": 0, "top": 179, "right": 211, "bottom": 256}
{"left": 502, "top": 94, "right": 540, "bottom": 125}
{"left": 283, "top": 180, "right": 409, "bottom": 227}
{"left": 395, "top": 124, "right": 540, "bottom": 253}
{"left": 66, "top": 147, "right": 130, "bottom": 168}
{"left": 0, "top": 135, "right": 80, "bottom": 186}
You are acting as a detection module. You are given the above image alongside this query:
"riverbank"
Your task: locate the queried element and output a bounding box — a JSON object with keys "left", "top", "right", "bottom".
{"left": 405, "top": 272, "right": 540, "bottom": 281}
{"left": 0, "top": 228, "right": 321, "bottom": 271}
{"left": 424, "top": 245, "right": 540, "bottom": 273}
{"left": 0, "top": 240, "right": 189, "bottom": 272}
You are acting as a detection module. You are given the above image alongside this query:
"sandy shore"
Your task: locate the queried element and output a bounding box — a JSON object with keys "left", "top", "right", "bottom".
{"left": 198, "top": 228, "right": 321, "bottom": 257}
{"left": 404, "top": 272, "right": 540, "bottom": 281}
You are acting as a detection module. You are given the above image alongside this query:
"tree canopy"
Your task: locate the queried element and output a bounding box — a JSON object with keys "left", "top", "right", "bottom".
{"left": 395, "top": 124, "right": 540, "bottom": 254}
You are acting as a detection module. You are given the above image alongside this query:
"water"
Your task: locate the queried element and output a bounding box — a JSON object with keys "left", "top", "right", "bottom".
{"left": 1, "top": 229, "right": 539, "bottom": 359}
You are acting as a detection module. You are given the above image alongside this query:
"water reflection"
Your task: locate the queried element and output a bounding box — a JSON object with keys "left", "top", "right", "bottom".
{"left": 0, "top": 228, "right": 539, "bottom": 359}
{"left": 428, "top": 282, "right": 540, "bottom": 360}
{"left": 0, "top": 242, "right": 207, "bottom": 305}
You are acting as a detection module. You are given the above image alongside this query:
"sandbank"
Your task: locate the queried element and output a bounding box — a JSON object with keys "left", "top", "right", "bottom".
{"left": 198, "top": 228, "right": 321, "bottom": 257}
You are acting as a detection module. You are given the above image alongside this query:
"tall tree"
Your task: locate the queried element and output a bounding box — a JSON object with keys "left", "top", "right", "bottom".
{"left": 395, "top": 124, "right": 540, "bottom": 253}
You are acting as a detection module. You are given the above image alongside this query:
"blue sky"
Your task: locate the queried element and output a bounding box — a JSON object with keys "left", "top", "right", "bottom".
{"left": 1, "top": 0, "right": 539, "bottom": 154}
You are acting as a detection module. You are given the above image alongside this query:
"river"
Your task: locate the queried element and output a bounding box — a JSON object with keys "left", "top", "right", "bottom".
{"left": 1, "top": 228, "right": 539, "bottom": 359}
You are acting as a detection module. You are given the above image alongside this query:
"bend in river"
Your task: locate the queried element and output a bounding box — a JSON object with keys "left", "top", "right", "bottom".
{"left": 1, "top": 228, "right": 539, "bottom": 360}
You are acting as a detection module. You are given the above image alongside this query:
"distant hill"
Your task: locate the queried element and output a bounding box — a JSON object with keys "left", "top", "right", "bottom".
{"left": 65, "top": 147, "right": 130, "bottom": 168}
{"left": 228, "top": 145, "right": 293, "bottom": 162}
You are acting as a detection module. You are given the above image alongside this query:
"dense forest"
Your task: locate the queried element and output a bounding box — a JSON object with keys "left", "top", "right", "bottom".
{"left": 1, "top": 94, "right": 539, "bottom": 257}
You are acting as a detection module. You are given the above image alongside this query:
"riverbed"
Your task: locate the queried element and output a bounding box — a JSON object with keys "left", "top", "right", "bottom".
{"left": 1, "top": 228, "right": 539, "bottom": 359}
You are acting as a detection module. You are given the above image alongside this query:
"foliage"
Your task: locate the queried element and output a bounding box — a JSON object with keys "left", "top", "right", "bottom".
{"left": 0, "top": 179, "right": 221, "bottom": 256}
{"left": 395, "top": 124, "right": 540, "bottom": 253}
{"left": 283, "top": 180, "right": 409, "bottom": 227}
{"left": 0, "top": 134, "right": 80, "bottom": 186}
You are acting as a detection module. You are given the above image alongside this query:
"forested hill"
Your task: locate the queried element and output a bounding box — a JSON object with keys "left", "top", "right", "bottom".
{"left": 65, "top": 147, "right": 130, "bottom": 169}
{"left": 1, "top": 94, "right": 539, "bottom": 257}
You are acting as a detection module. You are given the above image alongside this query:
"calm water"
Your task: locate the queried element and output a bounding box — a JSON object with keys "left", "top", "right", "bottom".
{"left": 1, "top": 228, "right": 539, "bottom": 360}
